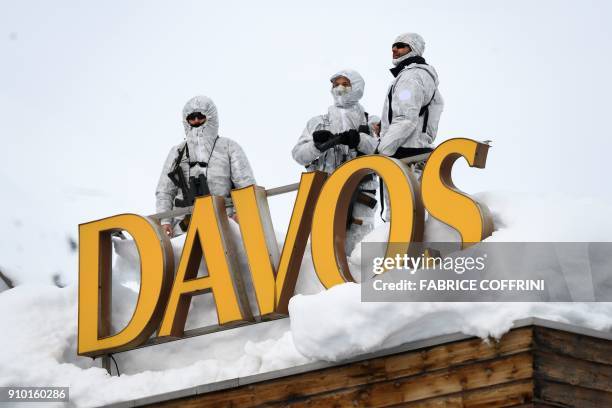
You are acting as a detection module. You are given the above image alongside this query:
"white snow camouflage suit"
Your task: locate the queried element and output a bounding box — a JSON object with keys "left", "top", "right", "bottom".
{"left": 156, "top": 95, "right": 256, "bottom": 228}
{"left": 378, "top": 32, "right": 444, "bottom": 156}
{"left": 292, "top": 69, "right": 379, "bottom": 255}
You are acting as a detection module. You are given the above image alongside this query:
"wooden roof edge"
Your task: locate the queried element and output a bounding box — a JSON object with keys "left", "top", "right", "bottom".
{"left": 102, "top": 317, "right": 612, "bottom": 408}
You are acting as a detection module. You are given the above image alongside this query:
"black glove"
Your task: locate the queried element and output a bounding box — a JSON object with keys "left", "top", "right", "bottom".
{"left": 358, "top": 124, "right": 370, "bottom": 135}
{"left": 338, "top": 129, "right": 360, "bottom": 149}
{"left": 312, "top": 130, "right": 333, "bottom": 144}
{"left": 313, "top": 130, "right": 337, "bottom": 151}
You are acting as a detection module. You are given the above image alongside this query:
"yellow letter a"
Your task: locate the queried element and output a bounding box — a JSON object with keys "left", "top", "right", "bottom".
{"left": 158, "top": 196, "right": 253, "bottom": 338}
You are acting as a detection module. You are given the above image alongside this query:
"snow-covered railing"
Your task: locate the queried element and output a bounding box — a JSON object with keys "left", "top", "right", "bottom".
{"left": 148, "top": 153, "right": 431, "bottom": 221}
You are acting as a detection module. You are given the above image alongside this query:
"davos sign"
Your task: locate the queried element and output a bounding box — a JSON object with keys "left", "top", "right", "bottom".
{"left": 78, "top": 138, "right": 493, "bottom": 356}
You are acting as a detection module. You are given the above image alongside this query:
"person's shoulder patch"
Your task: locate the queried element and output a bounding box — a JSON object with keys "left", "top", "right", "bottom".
{"left": 398, "top": 89, "right": 412, "bottom": 101}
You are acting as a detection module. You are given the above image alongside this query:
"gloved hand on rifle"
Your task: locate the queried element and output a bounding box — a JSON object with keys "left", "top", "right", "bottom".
{"left": 313, "top": 130, "right": 333, "bottom": 146}
{"left": 313, "top": 128, "right": 365, "bottom": 152}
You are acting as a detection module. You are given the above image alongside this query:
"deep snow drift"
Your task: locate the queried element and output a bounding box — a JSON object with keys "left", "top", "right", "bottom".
{"left": 1, "top": 191, "right": 612, "bottom": 407}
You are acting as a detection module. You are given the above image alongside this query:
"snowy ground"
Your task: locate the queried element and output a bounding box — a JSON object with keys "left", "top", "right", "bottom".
{"left": 0, "top": 191, "right": 612, "bottom": 407}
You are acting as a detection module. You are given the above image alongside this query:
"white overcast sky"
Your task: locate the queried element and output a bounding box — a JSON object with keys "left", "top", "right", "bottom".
{"left": 1, "top": 0, "right": 611, "bottom": 236}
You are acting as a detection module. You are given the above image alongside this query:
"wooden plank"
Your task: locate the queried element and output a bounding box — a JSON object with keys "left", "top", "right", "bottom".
{"left": 385, "top": 328, "right": 533, "bottom": 378}
{"left": 534, "top": 350, "right": 612, "bottom": 393}
{"left": 534, "top": 326, "right": 612, "bottom": 366}
{"left": 535, "top": 379, "right": 612, "bottom": 407}
{"left": 395, "top": 379, "right": 533, "bottom": 408}
{"left": 107, "top": 322, "right": 612, "bottom": 407}
{"left": 276, "top": 352, "right": 533, "bottom": 407}
{"left": 152, "top": 328, "right": 531, "bottom": 407}
{"left": 163, "top": 352, "right": 533, "bottom": 408}
{"left": 461, "top": 380, "right": 533, "bottom": 408}
{"left": 150, "top": 329, "right": 532, "bottom": 407}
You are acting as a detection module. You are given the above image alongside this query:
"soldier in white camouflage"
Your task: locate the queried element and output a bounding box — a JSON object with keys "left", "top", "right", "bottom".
{"left": 292, "top": 69, "right": 379, "bottom": 256}
{"left": 156, "top": 95, "right": 256, "bottom": 237}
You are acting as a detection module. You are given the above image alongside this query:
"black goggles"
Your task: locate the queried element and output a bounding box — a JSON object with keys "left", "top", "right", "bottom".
{"left": 186, "top": 112, "right": 207, "bottom": 122}
{"left": 392, "top": 42, "right": 409, "bottom": 49}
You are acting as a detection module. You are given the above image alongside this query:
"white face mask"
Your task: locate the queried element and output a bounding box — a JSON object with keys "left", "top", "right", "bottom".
{"left": 332, "top": 85, "right": 352, "bottom": 96}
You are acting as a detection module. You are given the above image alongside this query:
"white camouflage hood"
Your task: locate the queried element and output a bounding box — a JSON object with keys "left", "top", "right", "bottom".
{"left": 392, "top": 32, "right": 426, "bottom": 66}
{"left": 328, "top": 69, "right": 366, "bottom": 133}
{"left": 329, "top": 69, "right": 365, "bottom": 108}
{"left": 182, "top": 95, "right": 219, "bottom": 162}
